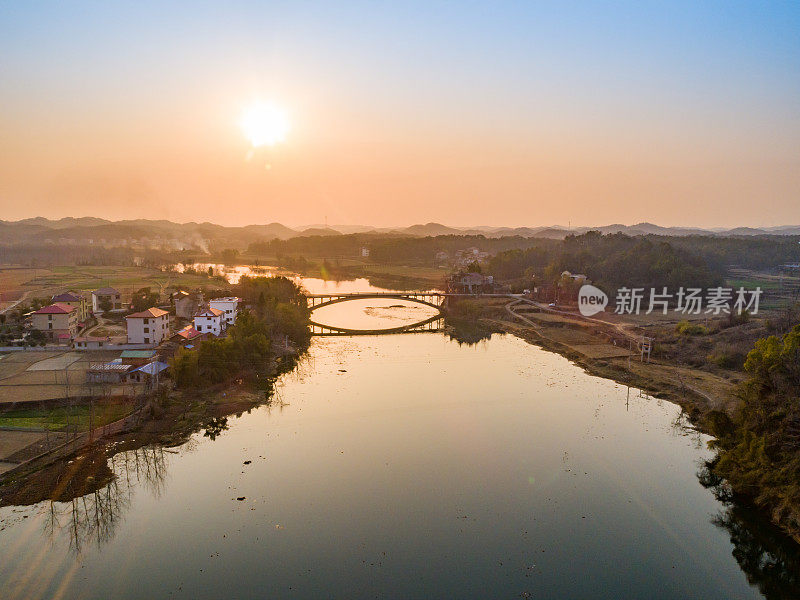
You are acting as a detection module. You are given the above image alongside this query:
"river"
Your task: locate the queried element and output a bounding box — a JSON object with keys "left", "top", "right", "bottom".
{"left": 1, "top": 276, "right": 798, "bottom": 599}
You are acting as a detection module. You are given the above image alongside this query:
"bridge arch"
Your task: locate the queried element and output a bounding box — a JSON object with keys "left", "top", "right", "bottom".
{"left": 307, "top": 293, "right": 446, "bottom": 336}
{"left": 307, "top": 293, "right": 445, "bottom": 313}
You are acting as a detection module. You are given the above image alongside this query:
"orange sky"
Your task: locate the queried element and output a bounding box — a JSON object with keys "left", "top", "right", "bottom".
{"left": 1, "top": 3, "right": 798, "bottom": 228}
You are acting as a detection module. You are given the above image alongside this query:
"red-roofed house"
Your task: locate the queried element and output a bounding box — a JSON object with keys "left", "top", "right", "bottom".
{"left": 173, "top": 325, "right": 205, "bottom": 342}
{"left": 51, "top": 291, "right": 90, "bottom": 322}
{"left": 32, "top": 303, "right": 80, "bottom": 342}
{"left": 125, "top": 307, "right": 170, "bottom": 345}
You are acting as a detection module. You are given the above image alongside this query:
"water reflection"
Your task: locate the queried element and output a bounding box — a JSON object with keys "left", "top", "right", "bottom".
{"left": 168, "top": 262, "right": 438, "bottom": 293}
{"left": 699, "top": 465, "right": 800, "bottom": 599}
{"left": 1, "top": 334, "right": 799, "bottom": 599}
{"left": 310, "top": 298, "right": 441, "bottom": 332}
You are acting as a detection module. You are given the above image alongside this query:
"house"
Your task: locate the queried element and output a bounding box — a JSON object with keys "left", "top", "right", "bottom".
{"left": 120, "top": 349, "right": 158, "bottom": 366}
{"left": 172, "top": 325, "right": 206, "bottom": 343}
{"left": 125, "top": 307, "right": 169, "bottom": 345}
{"left": 208, "top": 297, "right": 239, "bottom": 326}
{"left": 31, "top": 303, "right": 80, "bottom": 342}
{"left": 126, "top": 361, "right": 169, "bottom": 385}
{"left": 51, "top": 291, "right": 90, "bottom": 322}
{"left": 454, "top": 247, "right": 489, "bottom": 268}
{"left": 450, "top": 272, "right": 494, "bottom": 294}
{"left": 86, "top": 362, "right": 133, "bottom": 383}
{"left": 360, "top": 246, "right": 370, "bottom": 258}
{"left": 173, "top": 290, "right": 202, "bottom": 320}
{"left": 74, "top": 335, "right": 112, "bottom": 350}
{"left": 561, "top": 271, "right": 588, "bottom": 284}
{"left": 92, "top": 287, "right": 123, "bottom": 313}
{"left": 193, "top": 307, "right": 225, "bottom": 336}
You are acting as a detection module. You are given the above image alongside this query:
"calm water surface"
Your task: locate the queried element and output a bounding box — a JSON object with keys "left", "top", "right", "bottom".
{"left": 1, "top": 308, "right": 797, "bottom": 598}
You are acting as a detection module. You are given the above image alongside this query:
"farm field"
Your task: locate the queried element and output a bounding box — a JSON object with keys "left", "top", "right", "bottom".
{"left": 0, "top": 265, "right": 228, "bottom": 307}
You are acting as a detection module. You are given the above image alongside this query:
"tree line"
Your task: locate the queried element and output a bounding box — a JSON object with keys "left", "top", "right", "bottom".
{"left": 247, "top": 234, "right": 552, "bottom": 264}
{"left": 488, "top": 231, "right": 723, "bottom": 291}
{"left": 705, "top": 324, "right": 800, "bottom": 540}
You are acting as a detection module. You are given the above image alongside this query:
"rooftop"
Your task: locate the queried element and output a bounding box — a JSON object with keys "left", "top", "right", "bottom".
{"left": 93, "top": 287, "right": 120, "bottom": 295}
{"left": 33, "top": 303, "right": 77, "bottom": 315}
{"left": 132, "top": 361, "right": 169, "bottom": 376}
{"left": 194, "top": 307, "right": 224, "bottom": 317}
{"left": 120, "top": 350, "right": 157, "bottom": 358}
{"left": 126, "top": 307, "right": 169, "bottom": 319}
{"left": 88, "top": 362, "right": 133, "bottom": 373}
{"left": 52, "top": 292, "right": 83, "bottom": 302}
{"left": 175, "top": 325, "right": 203, "bottom": 339}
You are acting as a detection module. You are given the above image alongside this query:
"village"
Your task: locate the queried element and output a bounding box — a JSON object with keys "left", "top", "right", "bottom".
{"left": 0, "top": 287, "right": 241, "bottom": 407}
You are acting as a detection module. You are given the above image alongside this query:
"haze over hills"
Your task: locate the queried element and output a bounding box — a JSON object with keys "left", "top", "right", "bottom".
{"left": 2, "top": 218, "right": 800, "bottom": 252}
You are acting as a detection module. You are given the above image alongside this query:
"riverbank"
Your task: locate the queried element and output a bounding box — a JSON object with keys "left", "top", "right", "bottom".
{"left": 476, "top": 298, "right": 800, "bottom": 544}
{"left": 489, "top": 315, "right": 737, "bottom": 417}
{"left": 0, "top": 365, "right": 295, "bottom": 506}
{"left": 467, "top": 296, "right": 750, "bottom": 417}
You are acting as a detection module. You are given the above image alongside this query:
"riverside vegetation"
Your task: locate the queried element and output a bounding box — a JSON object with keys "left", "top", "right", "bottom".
{"left": 704, "top": 325, "right": 800, "bottom": 541}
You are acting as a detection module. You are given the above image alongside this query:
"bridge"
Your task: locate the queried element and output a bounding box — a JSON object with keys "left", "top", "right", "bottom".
{"left": 307, "top": 292, "right": 449, "bottom": 335}
{"left": 306, "top": 292, "right": 514, "bottom": 335}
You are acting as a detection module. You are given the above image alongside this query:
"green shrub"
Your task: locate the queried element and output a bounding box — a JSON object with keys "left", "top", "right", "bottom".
{"left": 676, "top": 320, "right": 709, "bottom": 336}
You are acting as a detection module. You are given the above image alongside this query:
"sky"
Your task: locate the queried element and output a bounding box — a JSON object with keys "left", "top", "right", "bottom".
{"left": 1, "top": 1, "right": 799, "bottom": 228}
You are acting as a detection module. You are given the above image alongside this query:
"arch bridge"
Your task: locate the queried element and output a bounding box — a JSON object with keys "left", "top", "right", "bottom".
{"left": 306, "top": 292, "right": 513, "bottom": 335}
{"left": 307, "top": 292, "right": 448, "bottom": 336}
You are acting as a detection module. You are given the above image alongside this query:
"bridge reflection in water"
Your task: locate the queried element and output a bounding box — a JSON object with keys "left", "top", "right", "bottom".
{"left": 307, "top": 292, "right": 447, "bottom": 336}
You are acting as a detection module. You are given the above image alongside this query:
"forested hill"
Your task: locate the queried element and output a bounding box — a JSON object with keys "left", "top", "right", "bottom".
{"left": 488, "top": 232, "right": 722, "bottom": 291}
{"left": 487, "top": 232, "right": 800, "bottom": 291}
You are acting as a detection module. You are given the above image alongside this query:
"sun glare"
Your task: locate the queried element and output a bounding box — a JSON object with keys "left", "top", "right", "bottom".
{"left": 240, "top": 102, "right": 290, "bottom": 147}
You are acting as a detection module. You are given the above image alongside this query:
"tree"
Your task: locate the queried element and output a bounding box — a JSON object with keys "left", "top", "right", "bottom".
{"left": 709, "top": 324, "right": 800, "bottom": 539}
{"left": 466, "top": 262, "right": 482, "bottom": 273}
{"left": 220, "top": 249, "right": 240, "bottom": 265}
{"left": 130, "top": 287, "right": 160, "bottom": 313}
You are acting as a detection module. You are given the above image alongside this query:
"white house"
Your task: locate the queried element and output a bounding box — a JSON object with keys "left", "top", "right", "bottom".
{"left": 193, "top": 307, "right": 225, "bottom": 336}
{"left": 125, "top": 307, "right": 170, "bottom": 345}
{"left": 208, "top": 297, "right": 239, "bottom": 326}
{"left": 92, "top": 287, "right": 123, "bottom": 313}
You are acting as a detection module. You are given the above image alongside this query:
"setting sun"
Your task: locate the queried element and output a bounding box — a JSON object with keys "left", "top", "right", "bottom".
{"left": 240, "top": 101, "right": 290, "bottom": 147}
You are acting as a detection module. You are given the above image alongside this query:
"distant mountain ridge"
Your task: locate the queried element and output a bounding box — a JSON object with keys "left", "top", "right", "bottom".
{"left": 1, "top": 218, "right": 798, "bottom": 252}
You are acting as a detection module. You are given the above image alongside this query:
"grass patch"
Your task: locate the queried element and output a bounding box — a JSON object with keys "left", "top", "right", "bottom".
{"left": 0, "top": 402, "right": 135, "bottom": 431}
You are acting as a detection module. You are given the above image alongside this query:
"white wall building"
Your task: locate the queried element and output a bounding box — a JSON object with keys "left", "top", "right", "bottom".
{"left": 92, "top": 287, "right": 123, "bottom": 313}
{"left": 125, "top": 307, "right": 170, "bottom": 345}
{"left": 208, "top": 297, "right": 239, "bottom": 326}
{"left": 193, "top": 307, "right": 225, "bottom": 336}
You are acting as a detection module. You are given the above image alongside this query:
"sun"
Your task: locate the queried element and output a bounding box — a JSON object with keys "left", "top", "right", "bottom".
{"left": 240, "top": 102, "right": 290, "bottom": 147}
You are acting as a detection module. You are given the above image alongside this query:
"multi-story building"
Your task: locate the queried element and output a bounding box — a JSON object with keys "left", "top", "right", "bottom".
{"left": 173, "top": 290, "right": 203, "bottom": 320}
{"left": 193, "top": 307, "right": 225, "bottom": 336}
{"left": 92, "top": 287, "right": 123, "bottom": 313}
{"left": 51, "top": 291, "right": 90, "bottom": 322}
{"left": 208, "top": 297, "right": 239, "bottom": 326}
{"left": 125, "top": 307, "right": 169, "bottom": 345}
{"left": 31, "top": 303, "right": 80, "bottom": 342}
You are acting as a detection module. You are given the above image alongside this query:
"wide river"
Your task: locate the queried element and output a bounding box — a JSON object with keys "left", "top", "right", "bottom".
{"left": 1, "top": 277, "right": 798, "bottom": 599}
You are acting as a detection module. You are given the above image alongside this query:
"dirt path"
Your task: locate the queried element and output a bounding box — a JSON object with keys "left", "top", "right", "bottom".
{"left": 0, "top": 291, "right": 30, "bottom": 315}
